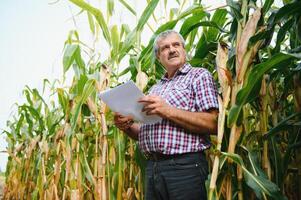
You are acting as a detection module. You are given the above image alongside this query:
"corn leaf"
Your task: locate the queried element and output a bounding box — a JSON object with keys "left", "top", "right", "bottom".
{"left": 228, "top": 53, "right": 296, "bottom": 126}
{"left": 70, "top": 79, "right": 96, "bottom": 135}
{"left": 68, "top": 0, "right": 111, "bottom": 45}
{"left": 262, "top": 0, "right": 274, "bottom": 15}
{"left": 222, "top": 152, "right": 286, "bottom": 200}
{"left": 273, "top": 18, "right": 294, "bottom": 53}
{"left": 226, "top": 0, "right": 243, "bottom": 22}
{"left": 57, "top": 88, "right": 69, "bottom": 114}
{"left": 87, "top": 12, "right": 95, "bottom": 35}
{"left": 107, "top": 0, "right": 114, "bottom": 17}
{"left": 118, "top": 0, "right": 136, "bottom": 16}
{"left": 273, "top": 1, "right": 301, "bottom": 25}
{"left": 111, "top": 25, "right": 120, "bottom": 59}
{"left": 136, "top": 0, "right": 159, "bottom": 31}
{"left": 194, "top": 9, "right": 227, "bottom": 59}
{"left": 263, "top": 112, "right": 301, "bottom": 139}
{"left": 63, "top": 44, "right": 78, "bottom": 73}
{"left": 207, "top": 9, "right": 228, "bottom": 42}
{"left": 179, "top": 11, "right": 208, "bottom": 39}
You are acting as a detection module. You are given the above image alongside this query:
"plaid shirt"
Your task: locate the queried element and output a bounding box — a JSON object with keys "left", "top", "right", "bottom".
{"left": 139, "top": 63, "right": 219, "bottom": 155}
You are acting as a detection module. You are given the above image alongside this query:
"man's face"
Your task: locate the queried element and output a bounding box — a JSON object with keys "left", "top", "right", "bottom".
{"left": 156, "top": 33, "right": 186, "bottom": 70}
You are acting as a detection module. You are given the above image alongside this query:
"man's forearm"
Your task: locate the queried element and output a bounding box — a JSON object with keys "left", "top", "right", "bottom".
{"left": 123, "top": 123, "right": 140, "bottom": 140}
{"left": 163, "top": 107, "right": 218, "bottom": 134}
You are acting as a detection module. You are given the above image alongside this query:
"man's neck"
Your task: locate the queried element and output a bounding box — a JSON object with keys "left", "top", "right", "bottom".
{"left": 165, "top": 63, "right": 185, "bottom": 79}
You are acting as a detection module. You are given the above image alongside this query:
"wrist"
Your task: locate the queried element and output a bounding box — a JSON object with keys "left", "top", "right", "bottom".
{"left": 121, "top": 120, "right": 134, "bottom": 131}
{"left": 164, "top": 106, "right": 175, "bottom": 119}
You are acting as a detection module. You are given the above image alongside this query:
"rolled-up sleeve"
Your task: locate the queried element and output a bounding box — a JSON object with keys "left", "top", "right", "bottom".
{"left": 193, "top": 70, "right": 219, "bottom": 111}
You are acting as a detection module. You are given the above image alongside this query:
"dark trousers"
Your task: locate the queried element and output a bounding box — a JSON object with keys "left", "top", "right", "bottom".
{"left": 145, "top": 152, "right": 209, "bottom": 200}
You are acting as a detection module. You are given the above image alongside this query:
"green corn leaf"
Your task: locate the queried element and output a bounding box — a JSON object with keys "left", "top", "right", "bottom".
{"left": 228, "top": 53, "right": 296, "bottom": 126}
{"left": 15, "top": 114, "right": 24, "bottom": 135}
{"left": 179, "top": 11, "right": 208, "bottom": 39}
{"left": 136, "top": 0, "right": 159, "bottom": 31}
{"left": 262, "top": 0, "right": 274, "bottom": 15}
{"left": 57, "top": 88, "right": 68, "bottom": 114}
{"left": 273, "top": 1, "right": 301, "bottom": 24}
{"left": 63, "top": 44, "right": 78, "bottom": 73}
{"left": 297, "top": 16, "right": 301, "bottom": 42}
{"left": 222, "top": 152, "right": 286, "bottom": 200}
{"left": 194, "top": 9, "right": 227, "bottom": 59}
{"left": 270, "top": 137, "right": 283, "bottom": 187}
{"left": 118, "top": 0, "right": 136, "bottom": 16}
{"left": 23, "top": 89, "right": 33, "bottom": 106}
{"left": 186, "top": 28, "right": 198, "bottom": 52}
{"left": 207, "top": 9, "right": 228, "bottom": 42}
{"left": 68, "top": 0, "right": 111, "bottom": 45}
{"left": 24, "top": 111, "right": 33, "bottom": 136}
{"left": 32, "top": 88, "right": 48, "bottom": 108}
{"left": 118, "top": 66, "right": 131, "bottom": 77}
{"left": 107, "top": 0, "right": 114, "bottom": 17}
{"left": 243, "top": 170, "right": 286, "bottom": 200}
{"left": 263, "top": 112, "right": 301, "bottom": 139}
{"left": 177, "top": 5, "right": 204, "bottom": 19}
{"left": 120, "top": 24, "right": 130, "bottom": 39}
{"left": 48, "top": 116, "right": 64, "bottom": 137}
{"left": 87, "top": 12, "right": 95, "bottom": 35}
{"left": 181, "top": 21, "right": 228, "bottom": 39}
{"left": 117, "top": 0, "right": 160, "bottom": 59}
{"left": 76, "top": 74, "right": 88, "bottom": 95}
{"left": 118, "top": 30, "right": 137, "bottom": 62}
{"left": 70, "top": 79, "right": 96, "bottom": 134}
{"left": 80, "top": 151, "right": 95, "bottom": 186}
{"left": 111, "top": 25, "right": 120, "bottom": 59}
{"left": 169, "top": 8, "right": 177, "bottom": 21}
{"left": 226, "top": 0, "right": 243, "bottom": 22}
{"left": 274, "top": 18, "right": 294, "bottom": 53}
{"left": 21, "top": 105, "right": 44, "bottom": 132}
{"left": 249, "top": 29, "right": 274, "bottom": 46}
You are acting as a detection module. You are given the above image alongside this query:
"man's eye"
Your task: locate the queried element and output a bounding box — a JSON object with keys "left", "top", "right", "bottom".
{"left": 161, "top": 46, "right": 168, "bottom": 51}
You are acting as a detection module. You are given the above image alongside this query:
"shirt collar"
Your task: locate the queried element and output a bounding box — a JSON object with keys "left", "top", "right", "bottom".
{"left": 161, "top": 63, "right": 192, "bottom": 81}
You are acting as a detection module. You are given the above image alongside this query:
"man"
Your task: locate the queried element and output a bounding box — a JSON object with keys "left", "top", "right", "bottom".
{"left": 114, "top": 30, "right": 219, "bottom": 200}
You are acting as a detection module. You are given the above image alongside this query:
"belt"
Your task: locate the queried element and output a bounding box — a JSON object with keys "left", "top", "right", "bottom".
{"left": 147, "top": 152, "right": 204, "bottom": 161}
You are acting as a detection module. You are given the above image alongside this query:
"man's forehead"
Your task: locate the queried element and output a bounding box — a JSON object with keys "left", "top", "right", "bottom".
{"left": 158, "top": 33, "right": 181, "bottom": 45}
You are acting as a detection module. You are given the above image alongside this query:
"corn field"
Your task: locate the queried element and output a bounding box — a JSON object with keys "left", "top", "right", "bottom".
{"left": 2, "top": 0, "right": 301, "bottom": 199}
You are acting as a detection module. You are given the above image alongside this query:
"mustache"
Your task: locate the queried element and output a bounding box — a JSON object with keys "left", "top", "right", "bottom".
{"left": 168, "top": 52, "right": 179, "bottom": 60}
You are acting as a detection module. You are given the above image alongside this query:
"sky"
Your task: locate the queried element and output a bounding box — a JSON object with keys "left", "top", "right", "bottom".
{"left": 0, "top": 0, "right": 227, "bottom": 171}
{"left": 0, "top": 0, "right": 74, "bottom": 171}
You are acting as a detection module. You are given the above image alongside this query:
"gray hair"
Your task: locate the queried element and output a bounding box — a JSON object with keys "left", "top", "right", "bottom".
{"left": 153, "top": 30, "right": 185, "bottom": 57}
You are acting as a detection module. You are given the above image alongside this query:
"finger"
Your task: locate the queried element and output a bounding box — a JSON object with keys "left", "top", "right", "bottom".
{"left": 138, "top": 96, "right": 156, "bottom": 103}
{"left": 146, "top": 109, "right": 157, "bottom": 116}
{"left": 142, "top": 102, "right": 158, "bottom": 111}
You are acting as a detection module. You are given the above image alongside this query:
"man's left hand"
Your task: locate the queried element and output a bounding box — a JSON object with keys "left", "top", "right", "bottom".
{"left": 138, "top": 95, "right": 171, "bottom": 118}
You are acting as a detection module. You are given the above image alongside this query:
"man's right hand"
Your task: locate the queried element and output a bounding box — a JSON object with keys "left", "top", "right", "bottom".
{"left": 113, "top": 112, "right": 134, "bottom": 131}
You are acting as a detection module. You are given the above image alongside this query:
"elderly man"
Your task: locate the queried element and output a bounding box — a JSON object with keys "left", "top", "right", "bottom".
{"left": 114, "top": 30, "right": 219, "bottom": 200}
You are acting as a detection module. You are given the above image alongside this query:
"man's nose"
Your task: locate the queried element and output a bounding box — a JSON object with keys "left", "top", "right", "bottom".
{"left": 169, "top": 46, "right": 176, "bottom": 53}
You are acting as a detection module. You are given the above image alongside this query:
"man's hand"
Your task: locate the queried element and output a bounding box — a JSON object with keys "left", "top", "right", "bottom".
{"left": 113, "top": 112, "right": 134, "bottom": 131}
{"left": 138, "top": 95, "right": 171, "bottom": 118}
{"left": 139, "top": 95, "right": 218, "bottom": 135}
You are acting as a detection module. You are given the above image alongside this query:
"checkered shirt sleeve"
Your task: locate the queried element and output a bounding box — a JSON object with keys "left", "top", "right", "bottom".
{"left": 193, "top": 70, "right": 219, "bottom": 111}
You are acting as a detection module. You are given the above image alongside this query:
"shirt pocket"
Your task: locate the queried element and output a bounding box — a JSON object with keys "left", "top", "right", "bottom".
{"left": 167, "top": 82, "right": 191, "bottom": 110}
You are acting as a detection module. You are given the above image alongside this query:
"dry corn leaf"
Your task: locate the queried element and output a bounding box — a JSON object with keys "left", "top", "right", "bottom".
{"left": 236, "top": 8, "right": 261, "bottom": 77}
{"left": 216, "top": 42, "right": 232, "bottom": 98}
{"left": 136, "top": 70, "right": 148, "bottom": 91}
